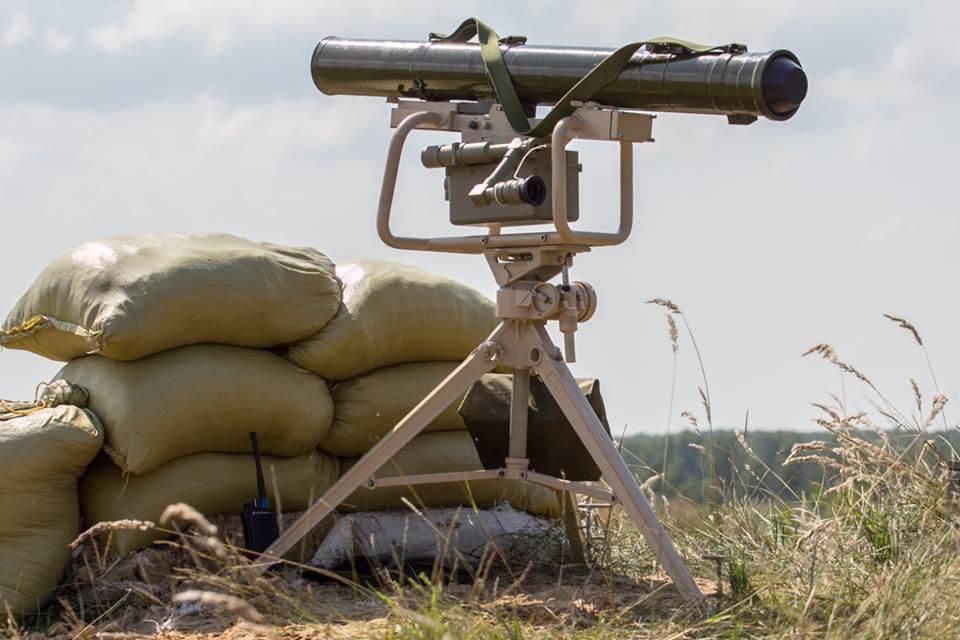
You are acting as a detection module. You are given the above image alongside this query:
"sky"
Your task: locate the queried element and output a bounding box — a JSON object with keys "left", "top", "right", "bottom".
{"left": 1, "top": 1, "right": 957, "bottom": 434}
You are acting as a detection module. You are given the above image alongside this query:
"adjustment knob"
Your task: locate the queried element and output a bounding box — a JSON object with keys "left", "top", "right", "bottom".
{"left": 573, "top": 281, "right": 598, "bottom": 322}
{"left": 530, "top": 282, "right": 560, "bottom": 318}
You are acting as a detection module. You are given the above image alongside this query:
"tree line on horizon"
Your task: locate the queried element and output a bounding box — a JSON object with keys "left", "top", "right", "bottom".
{"left": 617, "top": 428, "right": 960, "bottom": 504}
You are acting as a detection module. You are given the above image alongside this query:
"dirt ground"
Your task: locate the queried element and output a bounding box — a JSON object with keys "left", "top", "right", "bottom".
{"left": 19, "top": 512, "right": 716, "bottom": 639}
{"left": 50, "top": 574, "right": 716, "bottom": 640}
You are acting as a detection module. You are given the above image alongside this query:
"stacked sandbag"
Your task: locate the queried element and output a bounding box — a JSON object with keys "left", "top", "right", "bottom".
{"left": 56, "top": 345, "right": 335, "bottom": 473}
{"left": 280, "top": 260, "right": 495, "bottom": 460}
{"left": 1, "top": 233, "right": 341, "bottom": 361}
{"left": 325, "top": 361, "right": 466, "bottom": 457}
{"left": 70, "top": 258, "right": 502, "bottom": 555}
{"left": 0, "top": 405, "right": 103, "bottom": 619}
{"left": 282, "top": 260, "right": 496, "bottom": 380}
{"left": 80, "top": 451, "right": 340, "bottom": 555}
{"left": 5, "top": 237, "right": 585, "bottom": 573}
{"left": 0, "top": 233, "right": 343, "bottom": 572}
{"left": 2, "top": 233, "right": 342, "bottom": 467}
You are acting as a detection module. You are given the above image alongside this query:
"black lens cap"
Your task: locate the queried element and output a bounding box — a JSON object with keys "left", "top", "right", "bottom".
{"left": 763, "top": 56, "right": 808, "bottom": 116}
{"left": 520, "top": 175, "right": 547, "bottom": 206}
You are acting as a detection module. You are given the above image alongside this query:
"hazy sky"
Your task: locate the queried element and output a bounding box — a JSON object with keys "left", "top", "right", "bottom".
{"left": 1, "top": 1, "right": 957, "bottom": 434}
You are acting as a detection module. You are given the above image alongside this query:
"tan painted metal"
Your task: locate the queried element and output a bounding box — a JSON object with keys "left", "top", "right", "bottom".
{"left": 376, "top": 102, "right": 649, "bottom": 254}
{"left": 525, "top": 471, "right": 615, "bottom": 503}
{"left": 259, "top": 101, "right": 704, "bottom": 605}
{"left": 369, "top": 469, "right": 503, "bottom": 488}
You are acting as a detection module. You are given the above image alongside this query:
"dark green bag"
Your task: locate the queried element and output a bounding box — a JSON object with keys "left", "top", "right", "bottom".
{"left": 458, "top": 373, "right": 610, "bottom": 481}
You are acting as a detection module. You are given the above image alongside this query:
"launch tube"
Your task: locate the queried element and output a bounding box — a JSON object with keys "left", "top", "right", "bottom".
{"left": 312, "top": 37, "right": 807, "bottom": 121}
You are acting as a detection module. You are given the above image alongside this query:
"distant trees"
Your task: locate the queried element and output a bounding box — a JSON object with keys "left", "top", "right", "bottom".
{"left": 618, "top": 429, "right": 959, "bottom": 504}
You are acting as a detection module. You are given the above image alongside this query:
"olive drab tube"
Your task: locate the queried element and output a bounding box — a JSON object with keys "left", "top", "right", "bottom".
{"left": 311, "top": 37, "right": 807, "bottom": 122}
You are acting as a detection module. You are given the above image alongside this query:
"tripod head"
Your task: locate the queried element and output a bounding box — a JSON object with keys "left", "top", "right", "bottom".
{"left": 375, "top": 98, "right": 640, "bottom": 362}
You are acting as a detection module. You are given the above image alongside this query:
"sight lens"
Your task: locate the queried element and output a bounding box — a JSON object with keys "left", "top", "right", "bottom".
{"left": 520, "top": 175, "right": 548, "bottom": 206}
{"left": 762, "top": 55, "right": 808, "bottom": 116}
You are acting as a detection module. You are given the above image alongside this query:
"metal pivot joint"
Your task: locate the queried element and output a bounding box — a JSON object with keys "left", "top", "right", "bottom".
{"left": 263, "top": 100, "right": 705, "bottom": 605}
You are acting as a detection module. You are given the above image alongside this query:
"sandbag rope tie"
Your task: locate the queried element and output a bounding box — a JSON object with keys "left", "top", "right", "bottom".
{"left": 0, "top": 399, "right": 47, "bottom": 418}
{"left": 0, "top": 381, "right": 89, "bottom": 419}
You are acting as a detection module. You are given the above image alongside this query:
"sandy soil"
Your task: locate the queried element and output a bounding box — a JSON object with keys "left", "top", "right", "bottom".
{"left": 21, "top": 512, "right": 715, "bottom": 639}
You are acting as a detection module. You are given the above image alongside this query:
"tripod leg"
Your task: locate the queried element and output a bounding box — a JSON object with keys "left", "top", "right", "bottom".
{"left": 508, "top": 369, "right": 530, "bottom": 459}
{"left": 533, "top": 331, "right": 703, "bottom": 603}
{"left": 254, "top": 335, "right": 502, "bottom": 571}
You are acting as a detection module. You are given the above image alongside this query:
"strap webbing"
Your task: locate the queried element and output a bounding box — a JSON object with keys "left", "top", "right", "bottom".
{"left": 429, "top": 18, "right": 745, "bottom": 138}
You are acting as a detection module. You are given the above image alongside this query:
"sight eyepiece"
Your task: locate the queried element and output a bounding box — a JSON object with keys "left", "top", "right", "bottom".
{"left": 517, "top": 175, "right": 547, "bottom": 207}
{"left": 481, "top": 175, "right": 548, "bottom": 207}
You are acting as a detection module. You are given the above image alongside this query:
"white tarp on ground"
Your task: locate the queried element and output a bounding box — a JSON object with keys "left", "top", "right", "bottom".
{"left": 310, "top": 503, "right": 562, "bottom": 570}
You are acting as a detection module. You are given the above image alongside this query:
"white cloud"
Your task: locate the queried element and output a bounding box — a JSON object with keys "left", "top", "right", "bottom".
{"left": 0, "top": 95, "right": 383, "bottom": 222}
{"left": 87, "top": 0, "right": 448, "bottom": 54}
{"left": 44, "top": 27, "right": 74, "bottom": 53}
{"left": 568, "top": 0, "right": 916, "bottom": 44}
{"left": 2, "top": 9, "right": 33, "bottom": 47}
{"left": 0, "top": 81, "right": 957, "bottom": 430}
{"left": 2, "top": 1, "right": 959, "bottom": 431}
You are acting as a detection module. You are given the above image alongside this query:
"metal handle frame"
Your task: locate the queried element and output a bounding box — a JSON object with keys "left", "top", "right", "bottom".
{"left": 377, "top": 109, "right": 636, "bottom": 254}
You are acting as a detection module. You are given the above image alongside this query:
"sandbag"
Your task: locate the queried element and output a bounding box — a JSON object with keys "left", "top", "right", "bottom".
{"left": 1, "top": 233, "right": 341, "bottom": 361}
{"left": 459, "top": 374, "right": 611, "bottom": 481}
{"left": 324, "top": 361, "right": 466, "bottom": 457}
{"left": 282, "top": 261, "right": 496, "bottom": 380}
{"left": 56, "top": 345, "right": 335, "bottom": 474}
{"left": 1, "top": 406, "right": 104, "bottom": 619}
{"left": 79, "top": 451, "right": 340, "bottom": 556}
{"left": 342, "top": 431, "right": 561, "bottom": 518}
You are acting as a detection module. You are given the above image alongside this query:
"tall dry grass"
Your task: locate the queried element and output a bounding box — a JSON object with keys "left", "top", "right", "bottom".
{"left": 612, "top": 308, "right": 960, "bottom": 638}
{"left": 12, "top": 310, "right": 960, "bottom": 639}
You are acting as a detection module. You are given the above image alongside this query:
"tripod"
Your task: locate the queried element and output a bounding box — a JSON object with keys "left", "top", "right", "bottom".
{"left": 258, "top": 101, "right": 703, "bottom": 604}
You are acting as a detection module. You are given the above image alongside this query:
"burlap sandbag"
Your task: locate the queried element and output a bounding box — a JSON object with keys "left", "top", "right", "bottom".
{"left": 56, "top": 345, "right": 335, "bottom": 474}
{"left": 282, "top": 261, "right": 496, "bottom": 380}
{"left": 342, "top": 431, "right": 561, "bottom": 518}
{"left": 1, "top": 406, "right": 104, "bottom": 619}
{"left": 324, "top": 361, "right": 466, "bottom": 457}
{"left": 1, "top": 233, "right": 341, "bottom": 362}
{"left": 79, "top": 451, "right": 339, "bottom": 556}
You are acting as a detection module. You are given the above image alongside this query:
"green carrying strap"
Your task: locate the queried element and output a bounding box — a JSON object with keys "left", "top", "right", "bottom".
{"left": 429, "top": 17, "right": 746, "bottom": 138}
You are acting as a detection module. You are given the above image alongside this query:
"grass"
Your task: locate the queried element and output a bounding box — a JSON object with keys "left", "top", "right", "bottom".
{"left": 9, "top": 310, "right": 960, "bottom": 639}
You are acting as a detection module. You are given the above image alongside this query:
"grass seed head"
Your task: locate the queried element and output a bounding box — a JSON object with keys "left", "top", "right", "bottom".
{"left": 160, "top": 503, "right": 218, "bottom": 537}
{"left": 923, "top": 393, "right": 948, "bottom": 430}
{"left": 646, "top": 298, "right": 681, "bottom": 314}
{"left": 70, "top": 520, "right": 155, "bottom": 550}
{"left": 883, "top": 313, "right": 924, "bottom": 346}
